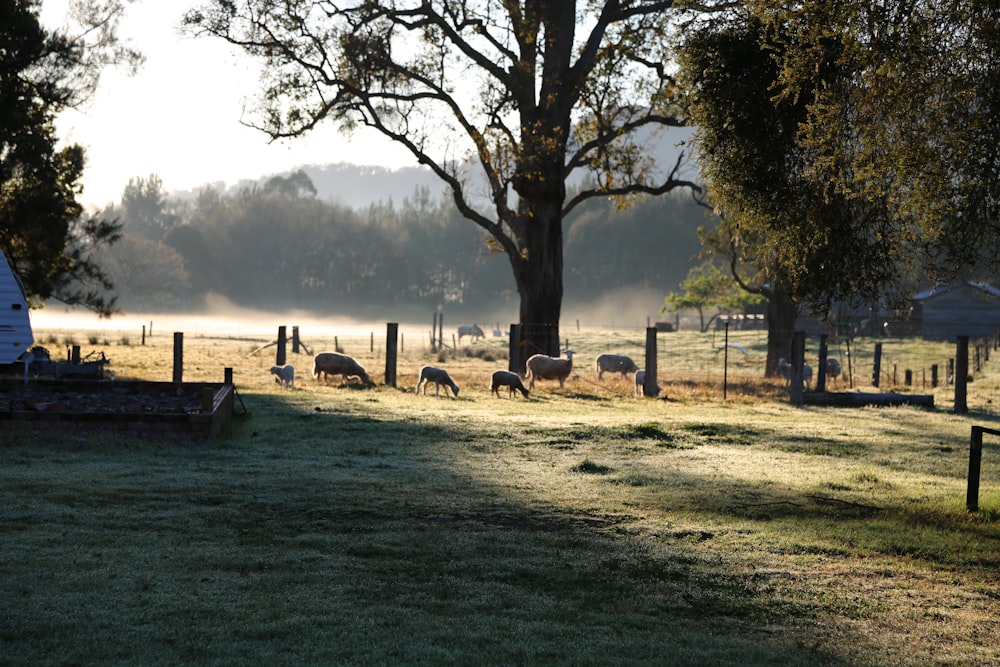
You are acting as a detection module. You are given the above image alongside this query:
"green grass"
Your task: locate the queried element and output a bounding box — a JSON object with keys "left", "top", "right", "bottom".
{"left": 2, "top": 329, "right": 1000, "bottom": 665}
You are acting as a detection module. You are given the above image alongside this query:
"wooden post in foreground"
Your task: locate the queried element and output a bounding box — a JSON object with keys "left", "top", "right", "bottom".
{"left": 276, "top": 326, "right": 287, "bottom": 366}
{"left": 385, "top": 322, "right": 398, "bottom": 387}
{"left": 172, "top": 332, "right": 183, "bottom": 384}
{"left": 966, "top": 425, "right": 999, "bottom": 512}
{"left": 816, "top": 334, "right": 829, "bottom": 393}
{"left": 790, "top": 331, "right": 805, "bottom": 406}
{"left": 643, "top": 327, "right": 658, "bottom": 398}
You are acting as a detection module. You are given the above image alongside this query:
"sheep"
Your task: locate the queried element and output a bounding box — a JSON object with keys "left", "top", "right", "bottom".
{"left": 313, "top": 352, "right": 374, "bottom": 387}
{"left": 595, "top": 353, "right": 639, "bottom": 380}
{"left": 416, "top": 365, "right": 460, "bottom": 397}
{"left": 457, "top": 324, "right": 485, "bottom": 343}
{"left": 634, "top": 369, "right": 662, "bottom": 397}
{"left": 525, "top": 349, "right": 574, "bottom": 390}
{"left": 270, "top": 364, "right": 295, "bottom": 389}
{"left": 491, "top": 370, "right": 529, "bottom": 398}
{"left": 777, "top": 357, "right": 813, "bottom": 390}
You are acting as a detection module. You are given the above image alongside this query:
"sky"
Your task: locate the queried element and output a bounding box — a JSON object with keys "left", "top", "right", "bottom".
{"left": 44, "top": 1, "right": 416, "bottom": 209}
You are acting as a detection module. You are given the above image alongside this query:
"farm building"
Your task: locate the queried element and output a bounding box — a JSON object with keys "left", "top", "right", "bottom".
{"left": 912, "top": 282, "right": 1000, "bottom": 341}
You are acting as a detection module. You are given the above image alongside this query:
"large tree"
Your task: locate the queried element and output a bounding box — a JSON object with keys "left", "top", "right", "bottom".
{"left": 768, "top": 0, "right": 1000, "bottom": 280}
{"left": 0, "top": 0, "right": 142, "bottom": 316}
{"left": 675, "top": 8, "right": 915, "bottom": 374}
{"left": 183, "top": 0, "right": 702, "bottom": 359}
{"left": 678, "top": 0, "right": 1000, "bottom": 373}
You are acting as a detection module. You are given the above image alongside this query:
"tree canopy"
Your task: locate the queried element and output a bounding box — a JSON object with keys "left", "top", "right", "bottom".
{"left": 674, "top": 0, "right": 999, "bottom": 370}
{"left": 0, "top": 0, "right": 141, "bottom": 316}
{"left": 183, "top": 0, "right": 702, "bottom": 357}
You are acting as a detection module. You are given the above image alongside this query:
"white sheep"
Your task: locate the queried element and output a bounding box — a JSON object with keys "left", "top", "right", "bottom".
{"left": 596, "top": 353, "right": 639, "bottom": 380}
{"left": 777, "top": 357, "right": 812, "bottom": 390}
{"left": 491, "top": 370, "right": 529, "bottom": 398}
{"left": 270, "top": 364, "right": 295, "bottom": 389}
{"left": 457, "top": 324, "right": 485, "bottom": 343}
{"left": 416, "top": 365, "right": 460, "bottom": 397}
{"left": 525, "top": 350, "right": 574, "bottom": 390}
{"left": 313, "top": 352, "right": 374, "bottom": 387}
{"left": 634, "top": 369, "right": 662, "bottom": 397}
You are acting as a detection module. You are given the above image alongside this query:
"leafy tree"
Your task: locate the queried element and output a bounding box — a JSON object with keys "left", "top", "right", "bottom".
{"left": 679, "top": 1, "right": 1000, "bottom": 374}
{"left": 763, "top": 0, "right": 1000, "bottom": 281}
{"left": 183, "top": 1, "right": 701, "bottom": 357}
{"left": 94, "top": 234, "right": 190, "bottom": 311}
{"left": 663, "top": 263, "right": 764, "bottom": 333}
{"left": 0, "top": 0, "right": 141, "bottom": 316}
{"left": 121, "top": 174, "right": 179, "bottom": 240}
{"left": 262, "top": 170, "right": 317, "bottom": 199}
{"left": 675, "top": 8, "right": 914, "bottom": 373}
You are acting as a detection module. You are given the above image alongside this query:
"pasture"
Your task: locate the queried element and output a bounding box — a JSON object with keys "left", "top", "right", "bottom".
{"left": 2, "top": 324, "right": 999, "bottom": 665}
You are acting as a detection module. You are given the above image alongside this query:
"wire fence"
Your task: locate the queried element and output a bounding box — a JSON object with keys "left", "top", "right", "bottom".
{"left": 30, "top": 315, "right": 995, "bottom": 396}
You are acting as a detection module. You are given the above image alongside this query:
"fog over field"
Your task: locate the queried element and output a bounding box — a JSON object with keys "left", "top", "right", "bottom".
{"left": 32, "top": 287, "right": 669, "bottom": 341}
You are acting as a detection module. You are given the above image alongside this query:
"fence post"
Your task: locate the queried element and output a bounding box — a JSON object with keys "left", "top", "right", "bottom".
{"left": 276, "top": 326, "right": 286, "bottom": 366}
{"left": 172, "top": 332, "right": 183, "bottom": 385}
{"left": 872, "top": 342, "right": 882, "bottom": 388}
{"left": 816, "top": 334, "right": 829, "bottom": 393}
{"left": 967, "top": 426, "right": 984, "bottom": 512}
{"left": 955, "top": 336, "right": 969, "bottom": 414}
{"left": 722, "top": 321, "right": 729, "bottom": 400}
{"left": 292, "top": 326, "right": 300, "bottom": 354}
{"left": 509, "top": 324, "right": 522, "bottom": 374}
{"left": 931, "top": 364, "right": 939, "bottom": 388}
{"left": 790, "top": 331, "right": 805, "bottom": 406}
{"left": 385, "top": 323, "right": 398, "bottom": 387}
{"left": 643, "top": 327, "right": 658, "bottom": 398}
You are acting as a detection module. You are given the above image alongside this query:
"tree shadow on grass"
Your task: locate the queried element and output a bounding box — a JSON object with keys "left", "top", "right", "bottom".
{"left": 4, "top": 389, "right": 983, "bottom": 666}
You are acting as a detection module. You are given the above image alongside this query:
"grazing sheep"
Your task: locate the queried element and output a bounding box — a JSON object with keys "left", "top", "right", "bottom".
{"left": 777, "top": 357, "right": 813, "bottom": 390}
{"left": 416, "top": 365, "right": 460, "bottom": 397}
{"left": 826, "top": 357, "right": 842, "bottom": 387}
{"left": 313, "top": 352, "right": 374, "bottom": 387}
{"left": 491, "top": 370, "right": 529, "bottom": 398}
{"left": 457, "top": 324, "right": 485, "bottom": 343}
{"left": 595, "top": 353, "right": 639, "bottom": 380}
{"left": 270, "top": 364, "right": 295, "bottom": 389}
{"left": 525, "top": 350, "right": 574, "bottom": 390}
{"left": 634, "top": 369, "right": 662, "bottom": 398}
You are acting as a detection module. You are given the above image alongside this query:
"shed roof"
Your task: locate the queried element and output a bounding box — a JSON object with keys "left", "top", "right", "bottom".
{"left": 913, "top": 281, "right": 1000, "bottom": 302}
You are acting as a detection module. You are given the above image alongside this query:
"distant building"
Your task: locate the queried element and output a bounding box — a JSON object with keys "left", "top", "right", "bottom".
{"left": 912, "top": 282, "right": 1000, "bottom": 341}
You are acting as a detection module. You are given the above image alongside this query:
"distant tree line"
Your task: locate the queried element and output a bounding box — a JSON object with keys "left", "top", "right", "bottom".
{"left": 92, "top": 170, "right": 707, "bottom": 319}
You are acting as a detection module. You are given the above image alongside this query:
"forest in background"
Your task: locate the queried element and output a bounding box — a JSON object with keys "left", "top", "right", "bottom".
{"left": 88, "top": 165, "right": 709, "bottom": 324}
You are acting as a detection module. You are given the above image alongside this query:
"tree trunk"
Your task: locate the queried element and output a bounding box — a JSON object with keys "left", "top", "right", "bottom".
{"left": 510, "top": 201, "right": 564, "bottom": 370}
{"left": 765, "top": 287, "right": 799, "bottom": 377}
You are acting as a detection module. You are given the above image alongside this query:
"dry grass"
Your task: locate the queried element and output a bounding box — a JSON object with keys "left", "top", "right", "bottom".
{"left": 3, "top": 324, "right": 998, "bottom": 665}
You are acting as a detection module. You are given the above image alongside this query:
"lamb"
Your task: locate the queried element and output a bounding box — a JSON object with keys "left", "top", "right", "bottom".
{"left": 270, "top": 364, "right": 295, "bottom": 389}
{"left": 525, "top": 349, "right": 574, "bottom": 390}
{"left": 777, "top": 357, "right": 813, "bottom": 390}
{"left": 596, "top": 353, "right": 639, "bottom": 380}
{"left": 634, "top": 369, "right": 662, "bottom": 397}
{"left": 491, "top": 370, "right": 529, "bottom": 398}
{"left": 313, "top": 352, "right": 374, "bottom": 387}
{"left": 457, "top": 324, "right": 485, "bottom": 343}
{"left": 416, "top": 365, "right": 460, "bottom": 397}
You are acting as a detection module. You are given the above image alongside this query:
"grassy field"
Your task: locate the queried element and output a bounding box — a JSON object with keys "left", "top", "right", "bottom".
{"left": 2, "top": 326, "right": 999, "bottom": 665}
